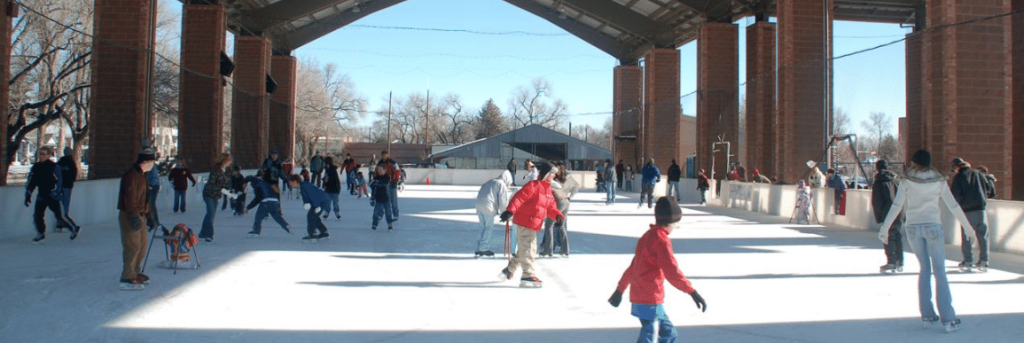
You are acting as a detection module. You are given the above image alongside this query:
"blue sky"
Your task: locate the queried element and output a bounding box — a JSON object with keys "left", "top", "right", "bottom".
{"left": 220, "top": 0, "right": 911, "bottom": 135}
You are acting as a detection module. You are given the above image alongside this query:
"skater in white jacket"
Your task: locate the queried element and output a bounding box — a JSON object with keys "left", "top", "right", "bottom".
{"left": 474, "top": 171, "right": 513, "bottom": 257}
{"left": 878, "top": 149, "right": 975, "bottom": 333}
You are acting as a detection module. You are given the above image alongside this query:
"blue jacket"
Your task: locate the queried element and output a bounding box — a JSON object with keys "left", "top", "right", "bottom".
{"left": 641, "top": 164, "right": 661, "bottom": 185}
{"left": 299, "top": 181, "right": 330, "bottom": 208}
{"left": 147, "top": 168, "right": 161, "bottom": 191}
{"left": 827, "top": 174, "right": 847, "bottom": 192}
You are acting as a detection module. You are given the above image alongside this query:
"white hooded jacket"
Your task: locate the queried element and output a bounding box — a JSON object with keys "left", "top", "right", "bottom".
{"left": 476, "top": 171, "right": 513, "bottom": 215}
{"left": 878, "top": 167, "right": 975, "bottom": 237}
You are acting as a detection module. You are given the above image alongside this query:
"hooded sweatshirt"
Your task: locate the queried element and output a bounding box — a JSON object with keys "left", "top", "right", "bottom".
{"left": 476, "top": 171, "right": 512, "bottom": 215}
{"left": 878, "top": 168, "right": 975, "bottom": 234}
{"left": 871, "top": 170, "right": 899, "bottom": 223}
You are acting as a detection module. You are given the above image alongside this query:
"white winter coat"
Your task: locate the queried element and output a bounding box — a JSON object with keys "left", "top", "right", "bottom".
{"left": 476, "top": 171, "right": 513, "bottom": 215}
{"left": 878, "top": 167, "right": 975, "bottom": 236}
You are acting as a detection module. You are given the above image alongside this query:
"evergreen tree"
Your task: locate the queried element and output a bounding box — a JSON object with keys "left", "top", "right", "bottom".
{"left": 475, "top": 99, "right": 507, "bottom": 139}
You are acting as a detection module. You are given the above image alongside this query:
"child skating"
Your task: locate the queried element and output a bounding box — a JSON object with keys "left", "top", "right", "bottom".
{"left": 288, "top": 175, "right": 330, "bottom": 243}
{"left": 496, "top": 162, "right": 564, "bottom": 288}
{"left": 608, "top": 197, "right": 707, "bottom": 343}
{"left": 369, "top": 165, "right": 395, "bottom": 232}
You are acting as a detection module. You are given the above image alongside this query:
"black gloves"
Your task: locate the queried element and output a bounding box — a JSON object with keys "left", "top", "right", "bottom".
{"left": 608, "top": 290, "right": 623, "bottom": 307}
{"left": 130, "top": 215, "right": 144, "bottom": 231}
{"left": 24, "top": 190, "right": 32, "bottom": 207}
{"left": 499, "top": 211, "right": 513, "bottom": 222}
{"left": 554, "top": 216, "right": 565, "bottom": 228}
{"left": 690, "top": 290, "right": 707, "bottom": 312}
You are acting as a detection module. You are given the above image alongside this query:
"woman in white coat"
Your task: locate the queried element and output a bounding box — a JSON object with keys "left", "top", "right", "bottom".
{"left": 878, "top": 149, "right": 975, "bottom": 333}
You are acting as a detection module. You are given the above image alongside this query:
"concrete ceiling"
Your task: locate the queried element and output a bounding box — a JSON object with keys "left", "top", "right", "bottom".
{"left": 216, "top": 0, "right": 919, "bottom": 63}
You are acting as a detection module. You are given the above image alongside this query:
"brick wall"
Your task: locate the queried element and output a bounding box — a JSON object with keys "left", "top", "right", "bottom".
{"left": 643, "top": 48, "right": 681, "bottom": 171}
{"left": 905, "top": 32, "right": 924, "bottom": 164}
{"left": 613, "top": 65, "right": 642, "bottom": 168}
{"left": 0, "top": 13, "right": 10, "bottom": 185}
{"left": 1012, "top": 0, "right": 1023, "bottom": 200}
{"left": 745, "top": 21, "right": 776, "bottom": 179}
{"left": 697, "top": 22, "right": 739, "bottom": 182}
{"left": 923, "top": 0, "right": 1011, "bottom": 198}
{"left": 178, "top": 4, "right": 225, "bottom": 173}
{"left": 231, "top": 35, "right": 270, "bottom": 169}
{"left": 270, "top": 55, "right": 297, "bottom": 161}
{"left": 88, "top": 0, "right": 157, "bottom": 179}
{"left": 776, "top": 0, "right": 833, "bottom": 184}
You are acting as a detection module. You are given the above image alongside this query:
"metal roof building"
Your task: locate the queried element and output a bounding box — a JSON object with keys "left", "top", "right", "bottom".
{"left": 428, "top": 124, "right": 611, "bottom": 170}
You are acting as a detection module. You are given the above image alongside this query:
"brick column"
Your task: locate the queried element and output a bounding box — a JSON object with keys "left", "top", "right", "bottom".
{"left": 89, "top": 0, "right": 157, "bottom": 179}
{"left": 0, "top": 6, "right": 11, "bottom": 185}
{"left": 1012, "top": 0, "right": 1023, "bottom": 200}
{"left": 613, "top": 65, "right": 643, "bottom": 167}
{"left": 231, "top": 35, "right": 270, "bottom": 169}
{"left": 904, "top": 32, "right": 925, "bottom": 162}
{"left": 697, "top": 22, "right": 739, "bottom": 182}
{"left": 746, "top": 21, "right": 776, "bottom": 180}
{"left": 922, "top": 0, "right": 1011, "bottom": 198}
{"left": 270, "top": 55, "right": 297, "bottom": 160}
{"left": 178, "top": 3, "right": 225, "bottom": 173}
{"left": 777, "top": 0, "right": 832, "bottom": 184}
{"left": 643, "top": 48, "right": 681, "bottom": 170}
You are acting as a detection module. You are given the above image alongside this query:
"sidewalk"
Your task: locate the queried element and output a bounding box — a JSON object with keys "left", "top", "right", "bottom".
{"left": 1, "top": 185, "right": 1021, "bottom": 342}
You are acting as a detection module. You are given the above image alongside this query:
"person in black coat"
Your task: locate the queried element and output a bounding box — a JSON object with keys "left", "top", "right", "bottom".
{"left": 323, "top": 157, "right": 343, "bottom": 220}
{"left": 507, "top": 158, "right": 517, "bottom": 187}
{"left": 871, "top": 159, "right": 902, "bottom": 272}
{"left": 25, "top": 146, "right": 81, "bottom": 242}
{"left": 950, "top": 157, "right": 990, "bottom": 271}
{"left": 55, "top": 147, "right": 79, "bottom": 231}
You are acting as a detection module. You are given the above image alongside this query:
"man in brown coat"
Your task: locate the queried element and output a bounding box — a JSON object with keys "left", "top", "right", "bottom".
{"left": 117, "top": 148, "right": 157, "bottom": 290}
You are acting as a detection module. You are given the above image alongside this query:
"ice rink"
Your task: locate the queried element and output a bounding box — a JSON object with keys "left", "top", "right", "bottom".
{"left": 2, "top": 184, "right": 1022, "bottom": 343}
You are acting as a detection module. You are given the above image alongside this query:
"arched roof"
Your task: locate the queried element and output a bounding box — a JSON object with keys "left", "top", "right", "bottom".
{"left": 220, "top": 0, "right": 919, "bottom": 63}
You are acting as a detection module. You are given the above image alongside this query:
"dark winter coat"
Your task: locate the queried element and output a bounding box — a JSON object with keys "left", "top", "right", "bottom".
{"left": 203, "top": 168, "right": 230, "bottom": 199}
{"left": 56, "top": 156, "right": 78, "bottom": 189}
{"left": 147, "top": 169, "right": 161, "bottom": 191}
{"left": 309, "top": 155, "right": 324, "bottom": 173}
{"left": 230, "top": 173, "right": 247, "bottom": 192}
{"left": 641, "top": 164, "right": 661, "bottom": 185}
{"left": 370, "top": 174, "right": 391, "bottom": 203}
{"left": 324, "top": 165, "right": 342, "bottom": 193}
{"left": 379, "top": 158, "right": 400, "bottom": 185}
{"left": 951, "top": 167, "right": 988, "bottom": 212}
{"left": 667, "top": 163, "right": 681, "bottom": 182}
{"left": 26, "top": 160, "right": 63, "bottom": 200}
{"left": 506, "top": 180, "right": 563, "bottom": 231}
{"left": 871, "top": 170, "right": 899, "bottom": 223}
{"left": 261, "top": 157, "right": 284, "bottom": 182}
{"left": 603, "top": 164, "right": 616, "bottom": 184}
{"left": 117, "top": 165, "right": 150, "bottom": 216}
{"left": 169, "top": 167, "right": 197, "bottom": 191}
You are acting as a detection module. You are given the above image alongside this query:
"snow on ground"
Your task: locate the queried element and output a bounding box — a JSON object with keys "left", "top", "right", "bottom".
{"left": 1, "top": 185, "right": 1022, "bottom": 343}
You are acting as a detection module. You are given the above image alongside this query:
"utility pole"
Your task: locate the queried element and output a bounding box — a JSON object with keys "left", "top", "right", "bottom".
{"left": 425, "top": 89, "right": 431, "bottom": 146}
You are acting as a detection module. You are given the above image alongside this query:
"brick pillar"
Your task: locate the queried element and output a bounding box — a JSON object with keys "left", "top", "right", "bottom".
{"left": 89, "top": 0, "right": 157, "bottom": 179}
{"left": 905, "top": 32, "right": 925, "bottom": 163}
{"left": 746, "top": 21, "right": 776, "bottom": 180}
{"left": 697, "top": 23, "right": 739, "bottom": 182}
{"left": 270, "top": 55, "right": 297, "bottom": 160}
{"left": 178, "top": 3, "right": 225, "bottom": 173}
{"left": 922, "top": 0, "right": 1011, "bottom": 198}
{"left": 777, "top": 0, "right": 832, "bottom": 184}
{"left": 231, "top": 35, "right": 270, "bottom": 169}
{"left": 613, "top": 65, "right": 643, "bottom": 168}
{"left": 0, "top": 6, "right": 11, "bottom": 185}
{"left": 643, "top": 48, "right": 681, "bottom": 170}
{"left": 1012, "top": 0, "right": 1023, "bottom": 200}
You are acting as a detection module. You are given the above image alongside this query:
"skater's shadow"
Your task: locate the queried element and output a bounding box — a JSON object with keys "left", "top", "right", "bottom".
{"left": 298, "top": 280, "right": 504, "bottom": 289}
{"left": 331, "top": 253, "right": 477, "bottom": 261}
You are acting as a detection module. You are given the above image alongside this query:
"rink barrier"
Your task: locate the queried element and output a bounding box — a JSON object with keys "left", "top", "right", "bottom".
{"left": 706, "top": 180, "right": 1024, "bottom": 256}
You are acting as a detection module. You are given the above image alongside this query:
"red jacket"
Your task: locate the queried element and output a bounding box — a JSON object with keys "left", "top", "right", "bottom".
{"left": 616, "top": 224, "right": 695, "bottom": 305}
{"left": 507, "top": 180, "right": 563, "bottom": 231}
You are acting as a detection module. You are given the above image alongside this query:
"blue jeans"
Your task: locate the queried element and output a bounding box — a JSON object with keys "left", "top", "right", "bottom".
{"left": 699, "top": 188, "right": 707, "bottom": 204}
{"left": 632, "top": 304, "right": 676, "bottom": 343}
{"left": 173, "top": 189, "right": 187, "bottom": 212}
{"left": 252, "top": 201, "right": 289, "bottom": 234}
{"left": 960, "top": 210, "right": 989, "bottom": 263}
{"left": 476, "top": 212, "right": 496, "bottom": 251}
{"left": 373, "top": 200, "right": 394, "bottom": 229}
{"left": 148, "top": 189, "right": 161, "bottom": 229}
{"left": 61, "top": 188, "right": 73, "bottom": 215}
{"left": 199, "top": 196, "right": 218, "bottom": 239}
{"left": 327, "top": 192, "right": 341, "bottom": 217}
{"left": 306, "top": 208, "right": 327, "bottom": 235}
{"left": 389, "top": 185, "right": 399, "bottom": 218}
{"left": 667, "top": 181, "right": 680, "bottom": 200}
{"left": 907, "top": 223, "right": 957, "bottom": 324}
{"left": 606, "top": 181, "right": 617, "bottom": 203}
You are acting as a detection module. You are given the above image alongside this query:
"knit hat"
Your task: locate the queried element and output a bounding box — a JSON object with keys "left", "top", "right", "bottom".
{"left": 136, "top": 147, "right": 157, "bottom": 164}
{"left": 875, "top": 159, "right": 888, "bottom": 171}
{"left": 911, "top": 149, "right": 931, "bottom": 167}
{"left": 535, "top": 162, "right": 554, "bottom": 180}
{"left": 655, "top": 197, "right": 682, "bottom": 225}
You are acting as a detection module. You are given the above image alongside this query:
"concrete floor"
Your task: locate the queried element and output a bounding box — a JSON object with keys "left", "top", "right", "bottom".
{"left": 2, "top": 185, "right": 1022, "bottom": 343}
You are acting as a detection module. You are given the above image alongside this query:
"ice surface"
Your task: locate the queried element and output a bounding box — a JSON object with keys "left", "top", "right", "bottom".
{"left": 1, "top": 185, "right": 1022, "bottom": 342}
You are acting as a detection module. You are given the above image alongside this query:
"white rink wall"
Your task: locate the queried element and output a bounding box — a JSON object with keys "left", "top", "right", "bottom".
{"left": 707, "top": 180, "right": 1024, "bottom": 256}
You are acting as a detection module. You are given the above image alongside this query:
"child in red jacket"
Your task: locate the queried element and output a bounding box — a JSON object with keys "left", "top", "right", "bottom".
{"left": 608, "top": 196, "right": 706, "bottom": 343}
{"left": 497, "top": 162, "right": 564, "bottom": 288}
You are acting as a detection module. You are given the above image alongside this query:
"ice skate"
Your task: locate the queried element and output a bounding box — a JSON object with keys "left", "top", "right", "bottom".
{"left": 559, "top": 250, "right": 570, "bottom": 258}
{"left": 538, "top": 250, "right": 552, "bottom": 258}
{"left": 976, "top": 261, "right": 989, "bottom": 273}
{"left": 497, "top": 268, "right": 512, "bottom": 281}
{"left": 119, "top": 279, "right": 145, "bottom": 291}
{"left": 137, "top": 274, "right": 151, "bottom": 285}
{"left": 958, "top": 261, "right": 973, "bottom": 273}
{"left": 316, "top": 232, "right": 330, "bottom": 240}
{"left": 247, "top": 231, "right": 260, "bottom": 238}
{"left": 31, "top": 233, "right": 45, "bottom": 244}
{"left": 944, "top": 319, "right": 961, "bottom": 333}
{"left": 69, "top": 226, "right": 81, "bottom": 241}
{"left": 474, "top": 250, "right": 495, "bottom": 258}
{"left": 283, "top": 226, "right": 292, "bottom": 235}
{"left": 519, "top": 276, "right": 543, "bottom": 288}
{"left": 879, "top": 263, "right": 902, "bottom": 274}
{"left": 922, "top": 316, "right": 939, "bottom": 328}
{"left": 301, "top": 234, "right": 319, "bottom": 244}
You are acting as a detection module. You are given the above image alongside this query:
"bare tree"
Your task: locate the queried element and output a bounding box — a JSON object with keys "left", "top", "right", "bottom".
{"left": 507, "top": 77, "right": 567, "bottom": 129}
{"left": 860, "top": 111, "right": 892, "bottom": 154}
{"left": 294, "top": 58, "right": 364, "bottom": 164}
{"left": 434, "top": 94, "right": 472, "bottom": 144}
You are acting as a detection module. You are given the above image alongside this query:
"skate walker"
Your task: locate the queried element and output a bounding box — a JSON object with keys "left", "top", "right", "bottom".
{"left": 504, "top": 221, "right": 512, "bottom": 261}
{"left": 142, "top": 223, "right": 202, "bottom": 275}
{"left": 789, "top": 192, "right": 820, "bottom": 225}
